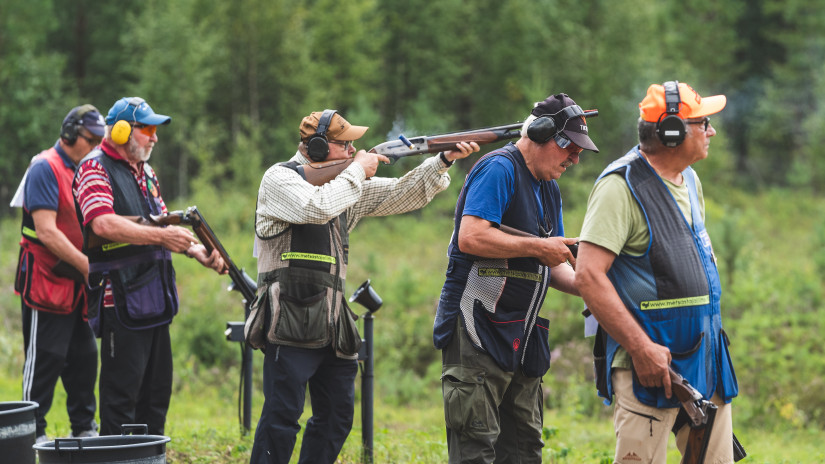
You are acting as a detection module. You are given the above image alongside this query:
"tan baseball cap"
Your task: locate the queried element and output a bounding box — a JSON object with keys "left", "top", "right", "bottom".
{"left": 299, "top": 111, "right": 369, "bottom": 142}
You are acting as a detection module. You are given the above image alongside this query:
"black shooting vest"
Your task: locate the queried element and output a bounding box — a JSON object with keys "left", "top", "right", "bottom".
{"left": 247, "top": 161, "right": 361, "bottom": 359}
{"left": 79, "top": 149, "right": 178, "bottom": 331}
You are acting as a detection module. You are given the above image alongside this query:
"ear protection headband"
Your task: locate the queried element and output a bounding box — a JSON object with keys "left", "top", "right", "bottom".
{"left": 111, "top": 97, "right": 147, "bottom": 145}
{"left": 527, "top": 102, "right": 587, "bottom": 145}
{"left": 60, "top": 104, "right": 97, "bottom": 145}
{"left": 306, "top": 109, "right": 338, "bottom": 162}
{"left": 655, "top": 81, "right": 686, "bottom": 147}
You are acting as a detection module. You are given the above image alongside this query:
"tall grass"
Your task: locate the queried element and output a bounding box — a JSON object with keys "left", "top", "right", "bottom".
{"left": 2, "top": 185, "right": 825, "bottom": 462}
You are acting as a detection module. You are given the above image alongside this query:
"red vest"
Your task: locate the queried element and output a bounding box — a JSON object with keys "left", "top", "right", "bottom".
{"left": 15, "top": 147, "right": 87, "bottom": 315}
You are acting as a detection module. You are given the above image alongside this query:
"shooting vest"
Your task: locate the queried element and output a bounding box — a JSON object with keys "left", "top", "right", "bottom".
{"left": 433, "top": 143, "right": 558, "bottom": 377}
{"left": 79, "top": 149, "right": 178, "bottom": 331}
{"left": 598, "top": 148, "right": 738, "bottom": 407}
{"left": 246, "top": 161, "right": 362, "bottom": 359}
{"left": 15, "top": 147, "right": 86, "bottom": 315}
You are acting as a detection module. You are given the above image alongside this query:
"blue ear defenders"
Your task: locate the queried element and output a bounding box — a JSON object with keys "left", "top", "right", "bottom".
{"left": 655, "top": 81, "right": 686, "bottom": 147}
{"left": 306, "top": 109, "right": 338, "bottom": 162}
{"left": 111, "top": 97, "right": 146, "bottom": 145}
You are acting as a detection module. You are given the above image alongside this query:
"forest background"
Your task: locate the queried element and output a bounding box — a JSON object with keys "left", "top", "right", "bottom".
{"left": 2, "top": 0, "right": 825, "bottom": 462}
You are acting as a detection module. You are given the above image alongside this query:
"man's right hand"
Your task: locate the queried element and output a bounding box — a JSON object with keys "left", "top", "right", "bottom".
{"left": 353, "top": 149, "right": 390, "bottom": 178}
{"left": 163, "top": 225, "right": 199, "bottom": 253}
{"left": 630, "top": 342, "right": 673, "bottom": 398}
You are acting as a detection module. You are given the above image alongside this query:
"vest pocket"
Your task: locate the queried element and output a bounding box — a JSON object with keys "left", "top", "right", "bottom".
{"left": 21, "top": 250, "right": 76, "bottom": 314}
{"left": 244, "top": 288, "right": 269, "bottom": 351}
{"left": 522, "top": 316, "right": 551, "bottom": 377}
{"left": 335, "top": 300, "right": 362, "bottom": 356}
{"left": 111, "top": 261, "right": 177, "bottom": 328}
{"left": 275, "top": 290, "right": 328, "bottom": 344}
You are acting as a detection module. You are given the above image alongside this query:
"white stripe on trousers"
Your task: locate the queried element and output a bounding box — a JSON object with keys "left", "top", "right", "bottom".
{"left": 22, "top": 309, "right": 38, "bottom": 401}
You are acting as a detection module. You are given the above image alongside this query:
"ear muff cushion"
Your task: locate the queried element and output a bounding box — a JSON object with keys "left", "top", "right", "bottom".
{"left": 306, "top": 136, "right": 329, "bottom": 162}
{"left": 527, "top": 116, "right": 557, "bottom": 144}
{"left": 657, "top": 115, "right": 686, "bottom": 147}
{"left": 111, "top": 120, "right": 132, "bottom": 145}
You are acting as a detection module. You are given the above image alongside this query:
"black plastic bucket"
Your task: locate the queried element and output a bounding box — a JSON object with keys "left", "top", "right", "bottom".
{"left": 34, "top": 424, "right": 171, "bottom": 463}
{"left": 0, "top": 400, "right": 38, "bottom": 464}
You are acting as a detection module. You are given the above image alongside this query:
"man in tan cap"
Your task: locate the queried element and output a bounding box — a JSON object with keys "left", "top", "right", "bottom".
{"left": 576, "top": 82, "right": 740, "bottom": 463}
{"left": 250, "top": 109, "right": 479, "bottom": 463}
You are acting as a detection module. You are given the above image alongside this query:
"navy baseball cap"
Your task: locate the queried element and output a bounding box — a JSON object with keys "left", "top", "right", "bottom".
{"left": 64, "top": 104, "right": 106, "bottom": 137}
{"left": 105, "top": 97, "right": 171, "bottom": 126}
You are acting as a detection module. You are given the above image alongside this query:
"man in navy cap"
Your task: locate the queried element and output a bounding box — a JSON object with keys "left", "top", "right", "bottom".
{"left": 433, "top": 93, "right": 598, "bottom": 463}
{"left": 73, "top": 97, "right": 226, "bottom": 435}
{"left": 15, "top": 104, "right": 105, "bottom": 442}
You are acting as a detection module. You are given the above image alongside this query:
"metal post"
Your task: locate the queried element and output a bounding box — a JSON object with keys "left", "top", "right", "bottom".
{"left": 361, "top": 311, "right": 375, "bottom": 464}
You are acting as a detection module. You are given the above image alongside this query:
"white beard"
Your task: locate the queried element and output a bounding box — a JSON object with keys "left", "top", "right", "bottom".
{"left": 128, "top": 137, "right": 152, "bottom": 162}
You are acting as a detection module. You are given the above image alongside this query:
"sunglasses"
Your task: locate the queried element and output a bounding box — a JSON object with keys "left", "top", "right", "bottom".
{"left": 131, "top": 123, "right": 157, "bottom": 137}
{"left": 78, "top": 132, "right": 102, "bottom": 146}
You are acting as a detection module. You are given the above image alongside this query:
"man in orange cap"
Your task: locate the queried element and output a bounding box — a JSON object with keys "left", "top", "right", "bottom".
{"left": 576, "top": 82, "right": 739, "bottom": 463}
{"left": 250, "top": 109, "right": 479, "bottom": 463}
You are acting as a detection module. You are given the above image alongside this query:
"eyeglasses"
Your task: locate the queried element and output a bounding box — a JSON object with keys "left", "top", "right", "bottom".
{"left": 554, "top": 133, "right": 572, "bottom": 149}
{"left": 131, "top": 123, "right": 157, "bottom": 137}
{"left": 78, "top": 131, "right": 102, "bottom": 146}
{"left": 330, "top": 140, "right": 353, "bottom": 150}
{"left": 686, "top": 117, "right": 710, "bottom": 132}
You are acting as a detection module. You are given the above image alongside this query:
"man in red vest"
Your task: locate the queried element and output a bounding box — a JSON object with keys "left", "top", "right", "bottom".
{"left": 15, "top": 105, "right": 105, "bottom": 443}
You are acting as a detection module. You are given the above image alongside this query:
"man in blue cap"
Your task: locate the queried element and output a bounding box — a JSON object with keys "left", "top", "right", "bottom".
{"left": 73, "top": 97, "right": 226, "bottom": 435}
{"left": 15, "top": 104, "right": 105, "bottom": 443}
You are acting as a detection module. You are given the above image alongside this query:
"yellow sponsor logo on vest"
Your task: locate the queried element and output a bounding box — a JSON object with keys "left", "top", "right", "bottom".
{"left": 640, "top": 295, "right": 710, "bottom": 310}
{"left": 22, "top": 226, "right": 38, "bottom": 239}
{"left": 281, "top": 252, "right": 336, "bottom": 264}
{"left": 102, "top": 242, "right": 130, "bottom": 252}
{"left": 478, "top": 268, "right": 542, "bottom": 282}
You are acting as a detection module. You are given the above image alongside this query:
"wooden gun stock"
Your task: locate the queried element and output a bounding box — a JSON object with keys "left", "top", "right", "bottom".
{"left": 296, "top": 122, "right": 524, "bottom": 186}
{"left": 668, "top": 366, "right": 746, "bottom": 463}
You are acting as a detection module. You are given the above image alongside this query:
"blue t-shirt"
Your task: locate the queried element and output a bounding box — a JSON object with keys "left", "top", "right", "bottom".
{"left": 24, "top": 141, "right": 76, "bottom": 212}
{"left": 461, "top": 155, "right": 563, "bottom": 237}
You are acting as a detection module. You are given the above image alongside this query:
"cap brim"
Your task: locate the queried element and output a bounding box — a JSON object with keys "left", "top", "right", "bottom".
{"left": 336, "top": 124, "right": 368, "bottom": 141}
{"left": 691, "top": 95, "right": 727, "bottom": 118}
{"left": 564, "top": 130, "right": 599, "bottom": 153}
{"left": 85, "top": 125, "right": 106, "bottom": 137}
{"left": 138, "top": 114, "right": 172, "bottom": 126}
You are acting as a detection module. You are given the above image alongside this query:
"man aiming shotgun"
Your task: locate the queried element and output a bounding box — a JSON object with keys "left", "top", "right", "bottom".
{"left": 246, "top": 109, "right": 480, "bottom": 463}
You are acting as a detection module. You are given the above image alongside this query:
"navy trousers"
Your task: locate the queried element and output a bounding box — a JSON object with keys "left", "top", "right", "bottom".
{"left": 251, "top": 343, "right": 358, "bottom": 464}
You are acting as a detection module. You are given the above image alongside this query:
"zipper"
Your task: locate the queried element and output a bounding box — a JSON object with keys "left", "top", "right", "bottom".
{"left": 623, "top": 407, "right": 661, "bottom": 437}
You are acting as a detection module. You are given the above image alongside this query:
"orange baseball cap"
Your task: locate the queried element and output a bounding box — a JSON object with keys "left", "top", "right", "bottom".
{"left": 639, "top": 82, "right": 726, "bottom": 122}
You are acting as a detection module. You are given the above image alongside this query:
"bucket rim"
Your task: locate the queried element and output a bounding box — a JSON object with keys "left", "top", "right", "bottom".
{"left": 33, "top": 435, "right": 171, "bottom": 452}
{"left": 0, "top": 401, "right": 38, "bottom": 415}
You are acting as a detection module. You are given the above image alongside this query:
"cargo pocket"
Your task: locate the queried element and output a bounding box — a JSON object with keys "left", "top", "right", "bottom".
{"left": 441, "top": 365, "right": 489, "bottom": 435}
{"left": 522, "top": 316, "right": 551, "bottom": 377}
{"left": 335, "top": 300, "right": 362, "bottom": 356}
{"left": 274, "top": 289, "right": 328, "bottom": 344}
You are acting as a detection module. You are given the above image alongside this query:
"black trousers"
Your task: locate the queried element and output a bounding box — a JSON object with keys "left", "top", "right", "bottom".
{"left": 22, "top": 302, "right": 98, "bottom": 437}
{"left": 251, "top": 343, "right": 358, "bottom": 464}
{"left": 98, "top": 310, "right": 173, "bottom": 436}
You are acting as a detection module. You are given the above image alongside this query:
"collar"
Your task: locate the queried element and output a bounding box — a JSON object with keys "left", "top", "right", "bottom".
{"left": 101, "top": 139, "right": 144, "bottom": 175}
{"left": 53, "top": 140, "right": 76, "bottom": 169}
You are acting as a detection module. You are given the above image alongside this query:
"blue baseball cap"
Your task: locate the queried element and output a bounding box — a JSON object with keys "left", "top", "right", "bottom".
{"left": 105, "top": 97, "right": 171, "bottom": 126}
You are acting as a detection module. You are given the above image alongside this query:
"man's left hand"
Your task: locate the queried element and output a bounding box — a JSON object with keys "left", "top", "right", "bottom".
{"left": 443, "top": 141, "right": 480, "bottom": 162}
{"left": 187, "top": 244, "right": 229, "bottom": 274}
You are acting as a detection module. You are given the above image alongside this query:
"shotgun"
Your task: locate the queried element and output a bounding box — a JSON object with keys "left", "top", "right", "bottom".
{"left": 668, "top": 366, "right": 746, "bottom": 462}
{"left": 297, "top": 122, "right": 524, "bottom": 186}
{"left": 498, "top": 224, "right": 578, "bottom": 258}
{"left": 88, "top": 208, "right": 257, "bottom": 305}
